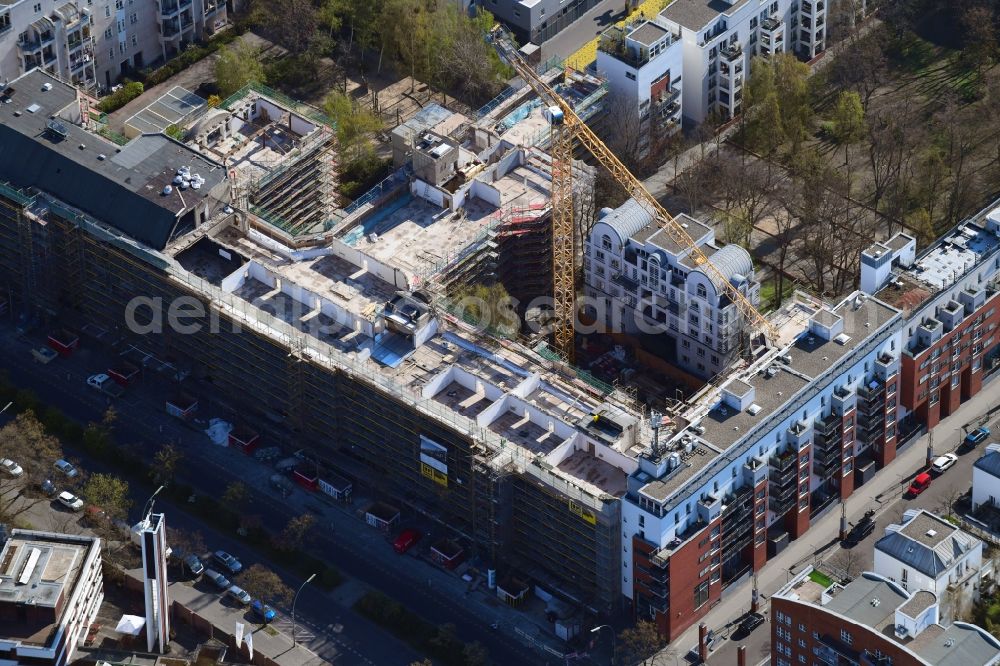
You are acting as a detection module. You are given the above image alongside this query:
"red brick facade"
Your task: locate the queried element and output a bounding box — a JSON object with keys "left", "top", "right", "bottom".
{"left": 900, "top": 293, "right": 1000, "bottom": 430}
{"left": 770, "top": 596, "right": 922, "bottom": 666}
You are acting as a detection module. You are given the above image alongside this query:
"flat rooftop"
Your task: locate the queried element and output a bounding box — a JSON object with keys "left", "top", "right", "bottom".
{"left": 660, "top": 0, "right": 752, "bottom": 31}
{"left": 629, "top": 21, "right": 670, "bottom": 46}
{"left": 635, "top": 292, "right": 900, "bottom": 506}
{"left": 0, "top": 531, "right": 98, "bottom": 644}
{"left": 876, "top": 214, "right": 1000, "bottom": 317}
{"left": 125, "top": 86, "right": 206, "bottom": 135}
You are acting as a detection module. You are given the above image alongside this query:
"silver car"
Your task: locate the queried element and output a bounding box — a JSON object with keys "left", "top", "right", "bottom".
{"left": 204, "top": 569, "right": 230, "bottom": 590}
{"left": 226, "top": 585, "right": 251, "bottom": 606}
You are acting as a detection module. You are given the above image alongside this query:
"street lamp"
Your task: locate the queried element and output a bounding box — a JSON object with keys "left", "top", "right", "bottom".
{"left": 291, "top": 573, "right": 316, "bottom": 647}
{"left": 140, "top": 485, "right": 165, "bottom": 522}
{"left": 0, "top": 401, "right": 12, "bottom": 417}
{"left": 591, "top": 624, "right": 616, "bottom": 665}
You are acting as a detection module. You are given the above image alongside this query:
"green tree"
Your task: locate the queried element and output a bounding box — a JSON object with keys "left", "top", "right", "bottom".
{"left": 742, "top": 53, "right": 812, "bottom": 154}
{"left": 322, "top": 91, "right": 384, "bottom": 161}
{"left": 236, "top": 564, "right": 294, "bottom": 605}
{"left": 152, "top": 443, "right": 182, "bottom": 486}
{"left": 832, "top": 91, "right": 865, "bottom": 146}
{"left": 82, "top": 473, "right": 132, "bottom": 522}
{"left": 617, "top": 620, "right": 663, "bottom": 666}
{"left": 276, "top": 513, "right": 316, "bottom": 551}
{"left": 450, "top": 283, "right": 519, "bottom": 338}
{"left": 215, "top": 41, "right": 266, "bottom": 98}
{"left": 222, "top": 480, "right": 248, "bottom": 512}
{"left": 0, "top": 411, "right": 63, "bottom": 521}
{"left": 831, "top": 90, "right": 865, "bottom": 190}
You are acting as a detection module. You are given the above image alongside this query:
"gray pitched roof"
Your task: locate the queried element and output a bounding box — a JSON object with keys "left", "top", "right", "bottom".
{"left": 0, "top": 70, "right": 226, "bottom": 250}
{"left": 975, "top": 449, "right": 1000, "bottom": 480}
{"left": 875, "top": 510, "right": 979, "bottom": 578}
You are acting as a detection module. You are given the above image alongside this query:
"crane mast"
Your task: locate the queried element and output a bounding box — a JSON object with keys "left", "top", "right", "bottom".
{"left": 491, "top": 29, "right": 778, "bottom": 364}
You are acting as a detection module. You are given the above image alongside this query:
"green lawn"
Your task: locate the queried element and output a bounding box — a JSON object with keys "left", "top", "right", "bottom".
{"left": 809, "top": 569, "right": 834, "bottom": 588}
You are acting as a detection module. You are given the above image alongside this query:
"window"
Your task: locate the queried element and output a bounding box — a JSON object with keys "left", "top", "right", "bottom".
{"left": 33, "top": 2, "right": 41, "bottom": 11}
{"left": 104, "top": 27, "right": 113, "bottom": 38}
{"left": 130, "top": 12, "right": 138, "bottom": 23}
{"left": 105, "top": 4, "right": 111, "bottom": 17}
{"left": 840, "top": 629, "right": 853, "bottom": 645}
{"left": 694, "top": 581, "right": 710, "bottom": 608}
{"left": 777, "top": 627, "right": 791, "bottom": 641}
{"left": 626, "top": 72, "right": 636, "bottom": 81}
{"left": 131, "top": 34, "right": 137, "bottom": 47}
{"left": 697, "top": 284, "right": 707, "bottom": 298}
{"left": 109, "top": 46, "right": 114, "bottom": 58}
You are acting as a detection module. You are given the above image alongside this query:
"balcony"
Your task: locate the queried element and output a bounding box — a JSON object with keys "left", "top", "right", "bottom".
{"left": 761, "top": 17, "right": 782, "bottom": 31}
{"left": 721, "top": 43, "right": 743, "bottom": 62}
{"left": 769, "top": 449, "right": 797, "bottom": 473}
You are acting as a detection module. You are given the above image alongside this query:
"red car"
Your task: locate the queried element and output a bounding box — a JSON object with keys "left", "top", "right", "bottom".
{"left": 393, "top": 529, "right": 422, "bottom": 554}
{"left": 908, "top": 472, "right": 931, "bottom": 496}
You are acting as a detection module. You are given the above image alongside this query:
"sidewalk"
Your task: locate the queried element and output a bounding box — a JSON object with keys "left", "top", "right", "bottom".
{"left": 665, "top": 380, "right": 1000, "bottom": 660}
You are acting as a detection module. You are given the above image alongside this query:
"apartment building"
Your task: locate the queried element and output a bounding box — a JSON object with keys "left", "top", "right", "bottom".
{"left": 94, "top": 0, "right": 226, "bottom": 90}
{"left": 874, "top": 509, "right": 985, "bottom": 621}
{"left": 0, "top": 0, "right": 226, "bottom": 94}
{"left": 0, "top": 531, "right": 104, "bottom": 666}
{"left": 591, "top": 0, "right": 834, "bottom": 128}
{"left": 0, "top": 69, "right": 637, "bottom": 618}
{"left": 621, "top": 290, "right": 902, "bottom": 640}
{"left": 771, "top": 568, "right": 1000, "bottom": 666}
{"left": 584, "top": 200, "right": 762, "bottom": 380}
{"left": 595, "top": 17, "right": 683, "bottom": 153}
{"left": 860, "top": 205, "right": 1000, "bottom": 430}
{"left": 973, "top": 444, "right": 1000, "bottom": 512}
{"left": 476, "top": 0, "right": 606, "bottom": 45}
{"left": 0, "top": 0, "right": 97, "bottom": 90}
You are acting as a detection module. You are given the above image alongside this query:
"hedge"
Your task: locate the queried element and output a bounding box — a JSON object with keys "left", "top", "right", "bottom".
{"left": 96, "top": 81, "right": 144, "bottom": 113}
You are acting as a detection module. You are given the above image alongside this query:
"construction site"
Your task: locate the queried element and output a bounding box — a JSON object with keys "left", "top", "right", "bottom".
{"left": 3, "top": 28, "right": 998, "bottom": 650}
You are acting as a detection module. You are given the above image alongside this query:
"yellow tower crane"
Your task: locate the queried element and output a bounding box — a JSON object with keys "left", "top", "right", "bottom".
{"left": 492, "top": 29, "right": 777, "bottom": 364}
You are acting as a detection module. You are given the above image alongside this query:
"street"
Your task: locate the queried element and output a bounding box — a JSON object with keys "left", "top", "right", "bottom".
{"left": 0, "top": 321, "right": 550, "bottom": 665}
{"left": 540, "top": 0, "right": 628, "bottom": 62}
{"left": 695, "top": 380, "right": 1000, "bottom": 666}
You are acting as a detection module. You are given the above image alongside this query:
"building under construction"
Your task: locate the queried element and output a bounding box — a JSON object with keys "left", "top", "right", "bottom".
{"left": 0, "top": 69, "right": 631, "bottom": 618}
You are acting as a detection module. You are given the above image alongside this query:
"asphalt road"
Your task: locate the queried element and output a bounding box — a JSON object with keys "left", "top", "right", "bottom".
{"left": 0, "top": 323, "right": 545, "bottom": 665}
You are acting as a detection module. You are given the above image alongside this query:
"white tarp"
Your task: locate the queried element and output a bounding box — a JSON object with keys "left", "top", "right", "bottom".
{"left": 204, "top": 418, "right": 233, "bottom": 446}
{"left": 114, "top": 614, "right": 146, "bottom": 635}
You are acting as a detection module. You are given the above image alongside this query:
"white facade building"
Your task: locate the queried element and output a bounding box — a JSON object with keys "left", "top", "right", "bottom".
{"left": 0, "top": 530, "right": 104, "bottom": 666}
{"left": 0, "top": 0, "right": 226, "bottom": 93}
{"left": 0, "top": 0, "right": 97, "bottom": 90}
{"left": 596, "top": 17, "right": 683, "bottom": 153}
{"left": 591, "top": 0, "right": 831, "bottom": 127}
{"left": 584, "top": 199, "right": 761, "bottom": 379}
{"left": 973, "top": 445, "right": 1000, "bottom": 512}
{"left": 874, "top": 509, "right": 985, "bottom": 620}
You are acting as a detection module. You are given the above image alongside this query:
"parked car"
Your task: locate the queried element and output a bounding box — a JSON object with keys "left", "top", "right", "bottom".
{"left": 54, "top": 459, "right": 78, "bottom": 478}
{"left": 393, "top": 528, "right": 422, "bottom": 554}
{"left": 57, "top": 491, "right": 84, "bottom": 512}
{"left": 0, "top": 458, "right": 23, "bottom": 477}
{"left": 87, "top": 373, "right": 111, "bottom": 390}
{"left": 739, "top": 612, "right": 765, "bottom": 635}
{"left": 251, "top": 599, "right": 276, "bottom": 623}
{"left": 965, "top": 427, "right": 991, "bottom": 447}
{"left": 31, "top": 346, "right": 57, "bottom": 363}
{"left": 204, "top": 569, "right": 231, "bottom": 590}
{"left": 40, "top": 479, "right": 57, "bottom": 496}
{"left": 931, "top": 453, "right": 959, "bottom": 474}
{"left": 845, "top": 510, "right": 877, "bottom": 547}
{"left": 226, "top": 585, "right": 252, "bottom": 606}
{"left": 213, "top": 550, "right": 242, "bottom": 574}
{"left": 908, "top": 472, "right": 932, "bottom": 497}
{"left": 183, "top": 554, "right": 205, "bottom": 576}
